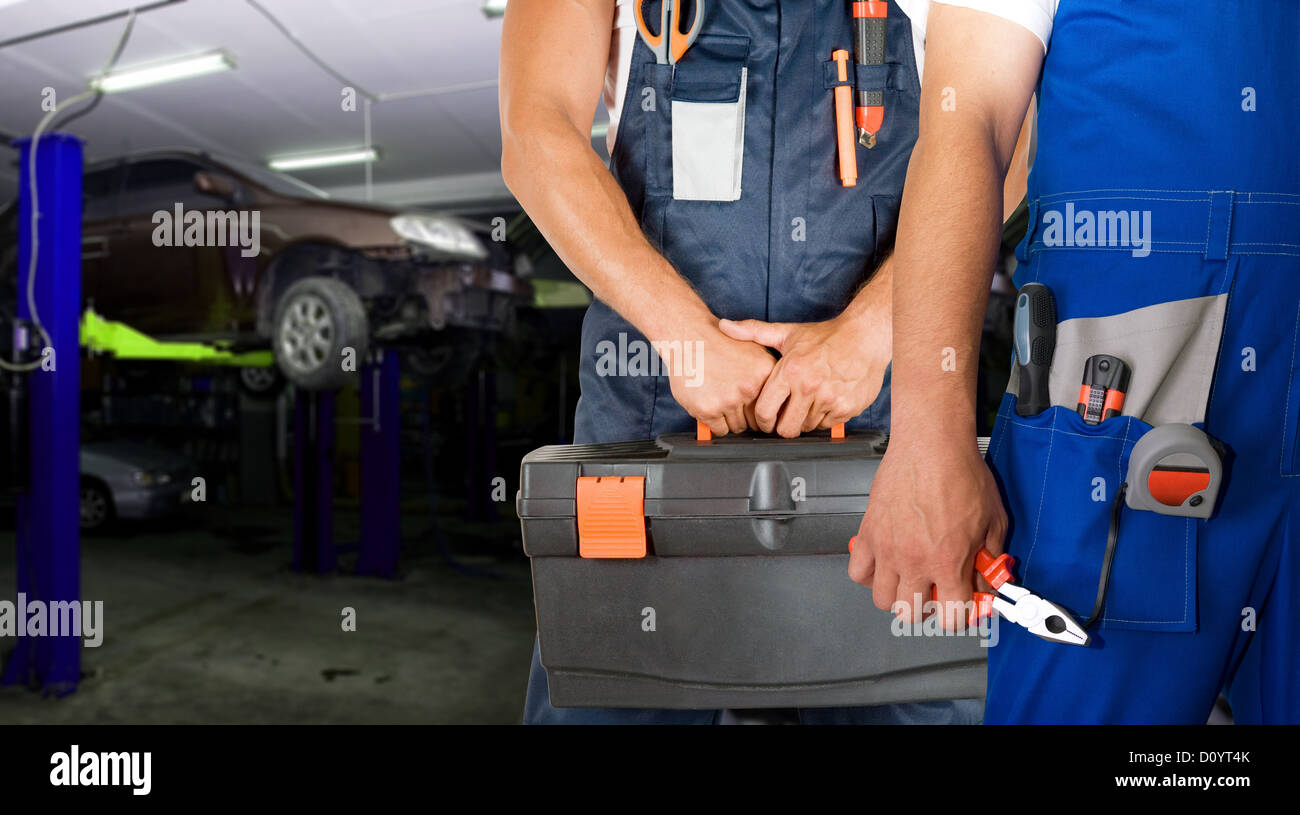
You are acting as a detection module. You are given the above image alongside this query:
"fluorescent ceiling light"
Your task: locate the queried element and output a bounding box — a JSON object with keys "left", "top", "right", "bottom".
{"left": 91, "top": 50, "right": 234, "bottom": 93}
{"left": 268, "top": 148, "right": 380, "bottom": 172}
{"left": 482, "top": 0, "right": 507, "bottom": 19}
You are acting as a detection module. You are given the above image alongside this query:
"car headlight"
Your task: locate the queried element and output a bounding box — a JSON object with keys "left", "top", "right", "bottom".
{"left": 132, "top": 471, "right": 172, "bottom": 486}
{"left": 390, "top": 214, "right": 487, "bottom": 260}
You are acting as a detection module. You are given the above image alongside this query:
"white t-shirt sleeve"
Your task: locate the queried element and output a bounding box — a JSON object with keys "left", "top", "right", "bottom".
{"left": 933, "top": 0, "right": 1058, "bottom": 51}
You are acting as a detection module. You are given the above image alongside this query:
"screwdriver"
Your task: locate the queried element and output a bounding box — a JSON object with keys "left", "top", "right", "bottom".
{"left": 853, "top": 1, "right": 888, "bottom": 148}
{"left": 1014, "top": 282, "right": 1057, "bottom": 417}
{"left": 1076, "top": 354, "right": 1130, "bottom": 425}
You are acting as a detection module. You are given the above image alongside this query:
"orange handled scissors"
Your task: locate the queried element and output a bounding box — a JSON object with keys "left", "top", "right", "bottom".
{"left": 635, "top": 0, "right": 705, "bottom": 65}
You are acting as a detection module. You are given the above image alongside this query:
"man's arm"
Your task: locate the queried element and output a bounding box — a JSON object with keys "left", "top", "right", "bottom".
{"left": 499, "top": 0, "right": 774, "bottom": 436}
{"left": 849, "top": 3, "right": 1043, "bottom": 626}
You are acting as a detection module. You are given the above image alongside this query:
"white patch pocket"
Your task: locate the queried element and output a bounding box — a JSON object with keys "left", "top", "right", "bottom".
{"left": 670, "top": 67, "right": 746, "bottom": 202}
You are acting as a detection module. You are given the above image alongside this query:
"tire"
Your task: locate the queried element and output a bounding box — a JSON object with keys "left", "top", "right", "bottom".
{"left": 237, "top": 365, "right": 285, "bottom": 399}
{"left": 80, "top": 479, "right": 114, "bottom": 533}
{"left": 272, "top": 277, "right": 369, "bottom": 391}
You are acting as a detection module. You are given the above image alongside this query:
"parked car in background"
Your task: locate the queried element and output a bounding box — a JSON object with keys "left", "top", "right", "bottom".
{"left": 0, "top": 148, "right": 532, "bottom": 391}
{"left": 80, "top": 439, "right": 195, "bottom": 532}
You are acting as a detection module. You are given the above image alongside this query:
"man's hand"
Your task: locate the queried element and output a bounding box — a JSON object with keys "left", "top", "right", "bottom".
{"left": 717, "top": 260, "right": 893, "bottom": 437}
{"left": 849, "top": 433, "right": 1006, "bottom": 629}
{"left": 667, "top": 320, "right": 776, "bottom": 437}
{"left": 717, "top": 311, "right": 888, "bottom": 437}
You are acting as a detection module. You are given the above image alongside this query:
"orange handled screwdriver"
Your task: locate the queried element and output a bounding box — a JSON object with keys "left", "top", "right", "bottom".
{"left": 853, "top": 0, "right": 888, "bottom": 148}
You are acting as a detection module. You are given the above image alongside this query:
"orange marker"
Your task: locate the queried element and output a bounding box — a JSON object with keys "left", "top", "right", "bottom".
{"left": 832, "top": 49, "right": 857, "bottom": 187}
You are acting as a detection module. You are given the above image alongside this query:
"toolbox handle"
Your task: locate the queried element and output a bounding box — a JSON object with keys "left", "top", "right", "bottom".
{"left": 696, "top": 421, "right": 846, "bottom": 441}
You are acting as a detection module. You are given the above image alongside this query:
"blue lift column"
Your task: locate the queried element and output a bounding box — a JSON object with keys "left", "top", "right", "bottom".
{"left": 3, "top": 133, "right": 83, "bottom": 695}
{"left": 355, "top": 349, "right": 400, "bottom": 578}
{"left": 292, "top": 390, "right": 337, "bottom": 574}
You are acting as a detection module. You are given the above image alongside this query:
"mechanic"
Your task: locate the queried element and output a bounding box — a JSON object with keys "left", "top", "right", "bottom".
{"left": 500, "top": 0, "right": 1029, "bottom": 725}
{"left": 853, "top": 0, "right": 1299, "bottom": 723}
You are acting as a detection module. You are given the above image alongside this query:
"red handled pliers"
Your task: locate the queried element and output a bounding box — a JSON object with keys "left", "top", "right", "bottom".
{"left": 849, "top": 537, "right": 1091, "bottom": 646}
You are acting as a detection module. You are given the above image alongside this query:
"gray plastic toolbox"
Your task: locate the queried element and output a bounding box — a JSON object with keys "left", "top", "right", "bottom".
{"left": 517, "top": 429, "right": 988, "bottom": 709}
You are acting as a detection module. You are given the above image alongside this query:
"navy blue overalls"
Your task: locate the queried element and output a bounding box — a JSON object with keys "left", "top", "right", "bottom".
{"left": 524, "top": 0, "right": 979, "bottom": 724}
{"left": 985, "top": 0, "right": 1300, "bottom": 723}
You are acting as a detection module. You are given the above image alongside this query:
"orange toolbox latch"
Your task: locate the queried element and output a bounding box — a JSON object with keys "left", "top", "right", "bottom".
{"left": 576, "top": 475, "right": 647, "bottom": 558}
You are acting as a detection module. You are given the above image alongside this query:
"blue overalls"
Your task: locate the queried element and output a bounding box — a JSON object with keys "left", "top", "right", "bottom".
{"left": 985, "top": 0, "right": 1300, "bottom": 723}
{"left": 524, "top": 0, "right": 979, "bottom": 724}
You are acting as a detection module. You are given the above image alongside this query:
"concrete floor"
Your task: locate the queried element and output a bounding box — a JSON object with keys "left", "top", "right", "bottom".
{"left": 0, "top": 505, "right": 537, "bottom": 724}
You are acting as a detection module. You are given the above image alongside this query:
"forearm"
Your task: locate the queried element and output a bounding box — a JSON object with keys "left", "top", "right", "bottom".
{"left": 498, "top": 0, "right": 710, "bottom": 344}
{"left": 888, "top": 132, "right": 1005, "bottom": 441}
{"left": 501, "top": 114, "right": 711, "bottom": 344}
{"left": 884, "top": 3, "right": 1041, "bottom": 442}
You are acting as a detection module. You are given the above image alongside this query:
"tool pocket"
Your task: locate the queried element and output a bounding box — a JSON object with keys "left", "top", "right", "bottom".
{"left": 665, "top": 36, "right": 749, "bottom": 202}
{"left": 815, "top": 60, "right": 914, "bottom": 188}
{"left": 987, "top": 402, "right": 1199, "bottom": 633}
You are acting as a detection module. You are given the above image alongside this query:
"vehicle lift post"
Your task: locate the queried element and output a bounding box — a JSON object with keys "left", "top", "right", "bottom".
{"left": 3, "top": 133, "right": 83, "bottom": 695}
{"left": 291, "top": 390, "right": 337, "bottom": 573}
{"left": 355, "top": 349, "right": 401, "bottom": 578}
{"left": 292, "top": 350, "right": 401, "bottom": 577}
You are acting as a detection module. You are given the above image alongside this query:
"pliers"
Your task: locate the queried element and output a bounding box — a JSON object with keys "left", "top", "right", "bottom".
{"left": 848, "top": 537, "right": 1091, "bottom": 646}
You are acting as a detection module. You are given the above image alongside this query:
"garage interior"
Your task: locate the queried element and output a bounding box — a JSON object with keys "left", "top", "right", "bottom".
{"left": 0, "top": 0, "right": 594, "bottom": 724}
{"left": 5, "top": 1, "right": 1240, "bottom": 731}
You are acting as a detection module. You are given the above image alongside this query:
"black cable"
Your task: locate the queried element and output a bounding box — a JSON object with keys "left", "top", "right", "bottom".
{"left": 1083, "top": 481, "right": 1127, "bottom": 629}
{"left": 50, "top": 6, "right": 137, "bottom": 131}
{"left": 49, "top": 92, "right": 102, "bottom": 132}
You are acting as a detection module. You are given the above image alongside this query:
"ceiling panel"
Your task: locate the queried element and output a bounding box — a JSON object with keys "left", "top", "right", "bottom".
{"left": 0, "top": 0, "right": 575, "bottom": 211}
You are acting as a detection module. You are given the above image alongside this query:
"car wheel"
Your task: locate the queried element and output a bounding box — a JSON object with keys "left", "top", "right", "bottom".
{"left": 80, "top": 479, "right": 114, "bottom": 533}
{"left": 237, "top": 365, "right": 284, "bottom": 399}
{"left": 272, "top": 277, "right": 369, "bottom": 391}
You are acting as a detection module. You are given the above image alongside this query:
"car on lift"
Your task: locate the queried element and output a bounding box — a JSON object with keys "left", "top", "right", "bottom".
{"left": 0, "top": 148, "right": 531, "bottom": 392}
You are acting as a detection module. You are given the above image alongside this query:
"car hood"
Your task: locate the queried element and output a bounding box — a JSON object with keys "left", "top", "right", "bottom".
{"left": 255, "top": 196, "right": 489, "bottom": 261}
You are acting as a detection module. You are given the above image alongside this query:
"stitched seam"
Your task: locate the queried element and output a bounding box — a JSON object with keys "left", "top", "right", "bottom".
{"left": 1183, "top": 519, "right": 1190, "bottom": 623}
{"left": 991, "top": 398, "right": 1013, "bottom": 469}
{"left": 1222, "top": 193, "right": 1234, "bottom": 259}
{"left": 1028, "top": 247, "right": 1230, "bottom": 255}
{"left": 1040, "top": 195, "right": 1206, "bottom": 204}
{"left": 1204, "top": 193, "right": 1214, "bottom": 256}
{"left": 999, "top": 417, "right": 1132, "bottom": 442}
{"left": 1281, "top": 299, "right": 1300, "bottom": 477}
{"left": 1041, "top": 188, "right": 1300, "bottom": 198}
{"left": 1036, "top": 189, "right": 1300, "bottom": 204}
{"left": 1021, "top": 408, "right": 1057, "bottom": 578}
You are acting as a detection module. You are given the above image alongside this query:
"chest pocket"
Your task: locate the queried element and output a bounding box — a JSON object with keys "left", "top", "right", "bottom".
{"left": 644, "top": 36, "right": 751, "bottom": 202}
